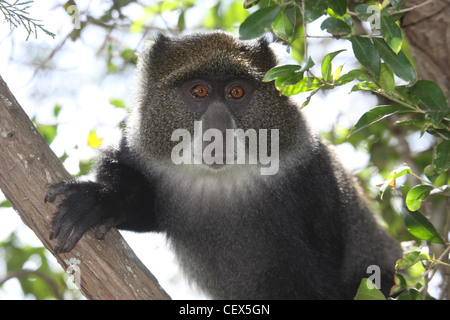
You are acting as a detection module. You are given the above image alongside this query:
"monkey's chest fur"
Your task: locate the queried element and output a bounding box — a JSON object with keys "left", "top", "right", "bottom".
{"left": 153, "top": 164, "right": 345, "bottom": 299}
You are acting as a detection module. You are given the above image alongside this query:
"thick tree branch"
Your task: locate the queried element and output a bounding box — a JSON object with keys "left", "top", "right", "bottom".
{"left": 402, "top": 0, "right": 450, "bottom": 97}
{"left": 0, "top": 74, "right": 171, "bottom": 300}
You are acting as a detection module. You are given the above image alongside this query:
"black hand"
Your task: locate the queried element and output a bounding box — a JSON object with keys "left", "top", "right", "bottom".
{"left": 45, "top": 181, "right": 124, "bottom": 253}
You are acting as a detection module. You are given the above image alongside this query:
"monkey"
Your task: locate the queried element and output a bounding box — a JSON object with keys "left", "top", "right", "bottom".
{"left": 45, "top": 31, "right": 402, "bottom": 300}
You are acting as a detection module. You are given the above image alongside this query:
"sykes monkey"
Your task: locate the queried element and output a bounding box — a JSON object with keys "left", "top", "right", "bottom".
{"left": 45, "top": 31, "right": 402, "bottom": 299}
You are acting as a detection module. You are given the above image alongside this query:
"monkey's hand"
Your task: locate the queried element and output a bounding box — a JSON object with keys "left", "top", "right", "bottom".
{"left": 45, "top": 181, "right": 125, "bottom": 254}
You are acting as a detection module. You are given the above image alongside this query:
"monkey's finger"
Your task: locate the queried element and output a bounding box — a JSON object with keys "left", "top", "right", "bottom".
{"left": 49, "top": 213, "right": 65, "bottom": 241}
{"left": 59, "top": 210, "right": 103, "bottom": 253}
{"left": 94, "top": 223, "right": 112, "bottom": 240}
{"left": 44, "top": 182, "right": 73, "bottom": 203}
{"left": 49, "top": 204, "right": 73, "bottom": 240}
{"left": 50, "top": 200, "right": 85, "bottom": 250}
{"left": 53, "top": 218, "right": 90, "bottom": 254}
{"left": 52, "top": 222, "right": 75, "bottom": 254}
{"left": 94, "top": 216, "right": 126, "bottom": 240}
{"left": 58, "top": 227, "right": 84, "bottom": 253}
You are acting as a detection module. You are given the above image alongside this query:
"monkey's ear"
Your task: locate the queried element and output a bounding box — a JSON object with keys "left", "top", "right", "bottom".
{"left": 142, "top": 33, "right": 171, "bottom": 52}
{"left": 256, "top": 34, "right": 270, "bottom": 47}
{"left": 140, "top": 33, "right": 172, "bottom": 65}
{"left": 154, "top": 33, "right": 171, "bottom": 45}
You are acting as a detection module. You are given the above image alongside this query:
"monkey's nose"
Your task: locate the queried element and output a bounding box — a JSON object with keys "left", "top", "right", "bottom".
{"left": 201, "top": 101, "right": 236, "bottom": 133}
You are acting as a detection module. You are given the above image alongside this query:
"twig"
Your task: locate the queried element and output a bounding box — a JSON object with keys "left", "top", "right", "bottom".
{"left": 346, "top": 0, "right": 434, "bottom": 17}
{"left": 391, "top": 0, "right": 434, "bottom": 14}
{"left": 301, "top": 0, "right": 312, "bottom": 86}
{"left": 301, "top": 0, "right": 307, "bottom": 63}
{"left": 0, "top": 0, "right": 55, "bottom": 40}
{"left": 411, "top": 245, "right": 450, "bottom": 296}
{"left": 0, "top": 269, "right": 64, "bottom": 299}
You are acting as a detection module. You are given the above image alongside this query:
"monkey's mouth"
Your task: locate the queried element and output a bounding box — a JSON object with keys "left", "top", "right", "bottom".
{"left": 208, "top": 163, "right": 227, "bottom": 169}
{"left": 192, "top": 137, "right": 236, "bottom": 169}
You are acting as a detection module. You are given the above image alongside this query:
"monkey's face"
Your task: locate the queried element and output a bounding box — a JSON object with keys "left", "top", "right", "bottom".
{"left": 130, "top": 31, "right": 304, "bottom": 172}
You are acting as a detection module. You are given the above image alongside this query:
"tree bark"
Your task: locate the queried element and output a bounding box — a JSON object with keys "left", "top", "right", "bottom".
{"left": 0, "top": 74, "right": 171, "bottom": 300}
{"left": 402, "top": 0, "right": 450, "bottom": 300}
{"left": 402, "top": 0, "right": 450, "bottom": 97}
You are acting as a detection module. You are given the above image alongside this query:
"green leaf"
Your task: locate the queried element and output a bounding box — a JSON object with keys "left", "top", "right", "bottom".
{"left": 273, "top": 5, "right": 297, "bottom": 39}
{"left": 396, "top": 251, "right": 423, "bottom": 269}
{"left": 266, "top": 57, "right": 315, "bottom": 86}
{"left": 434, "top": 140, "right": 450, "bottom": 172}
{"left": 406, "top": 185, "right": 433, "bottom": 211}
{"left": 354, "top": 278, "right": 386, "bottom": 300}
{"left": 391, "top": 273, "right": 408, "bottom": 295}
{"left": 279, "top": 77, "right": 322, "bottom": 96}
{"left": 53, "top": 104, "right": 62, "bottom": 118}
{"left": 76, "top": 159, "right": 95, "bottom": 177}
{"left": 378, "top": 165, "right": 412, "bottom": 198}
{"left": 414, "top": 80, "right": 450, "bottom": 110}
{"left": 348, "top": 105, "right": 410, "bottom": 136}
{"left": 350, "top": 36, "right": 380, "bottom": 77}
{"left": 328, "top": 0, "right": 347, "bottom": 16}
{"left": 424, "top": 164, "right": 438, "bottom": 182}
{"left": 395, "top": 85, "right": 419, "bottom": 105}
{"left": 332, "top": 65, "right": 343, "bottom": 82}
{"left": 120, "top": 48, "right": 138, "bottom": 64}
{"left": 109, "top": 98, "right": 126, "bottom": 109}
{"left": 298, "top": 56, "right": 315, "bottom": 72}
{"left": 0, "top": 200, "right": 11, "bottom": 208}
{"left": 36, "top": 123, "right": 57, "bottom": 145}
{"left": 275, "top": 72, "right": 304, "bottom": 87}
{"left": 321, "top": 49, "right": 346, "bottom": 81}
{"left": 380, "top": 14, "right": 402, "bottom": 54}
{"left": 239, "top": 5, "right": 282, "bottom": 40}
{"left": 334, "top": 69, "right": 370, "bottom": 86}
{"left": 397, "top": 288, "right": 423, "bottom": 300}
{"left": 403, "top": 209, "right": 445, "bottom": 244}
{"left": 304, "top": 0, "right": 327, "bottom": 22}
{"left": 354, "top": 4, "right": 372, "bottom": 21}
{"left": 409, "top": 80, "right": 449, "bottom": 125}
{"left": 377, "top": 63, "right": 395, "bottom": 94}
{"left": 264, "top": 64, "right": 303, "bottom": 82}
{"left": 389, "top": 0, "right": 401, "bottom": 9}
{"left": 372, "top": 37, "right": 416, "bottom": 83}
{"left": 223, "top": 1, "right": 250, "bottom": 29}
{"left": 290, "top": 36, "right": 305, "bottom": 63}
{"left": 351, "top": 81, "right": 378, "bottom": 93}
{"left": 320, "top": 17, "right": 351, "bottom": 36}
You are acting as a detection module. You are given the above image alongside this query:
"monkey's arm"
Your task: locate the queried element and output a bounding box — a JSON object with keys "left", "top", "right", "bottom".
{"left": 45, "top": 146, "right": 157, "bottom": 254}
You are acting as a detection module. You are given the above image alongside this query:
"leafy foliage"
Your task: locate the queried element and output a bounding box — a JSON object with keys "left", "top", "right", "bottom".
{"left": 0, "top": 0, "right": 55, "bottom": 40}
{"left": 239, "top": 0, "right": 449, "bottom": 300}
{"left": 354, "top": 278, "right": 386, "bottom": 300}
{"left": 0, "top": 233, "right": 80, "bottom": 299}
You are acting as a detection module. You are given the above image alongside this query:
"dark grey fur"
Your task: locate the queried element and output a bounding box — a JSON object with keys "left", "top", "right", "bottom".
{"left": 46, "top": 31, "right": 402, "bottom": 299}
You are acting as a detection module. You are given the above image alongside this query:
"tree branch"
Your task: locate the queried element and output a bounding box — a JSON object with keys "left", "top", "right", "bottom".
{"left": 0, "top": 269, "right": 64, "bottom": 300}
{"left": 0, "top": 74, "right": 171, "bottom": 300}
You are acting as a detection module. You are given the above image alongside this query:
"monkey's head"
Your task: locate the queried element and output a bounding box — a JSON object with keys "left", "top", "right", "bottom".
{"left": 128, "top": 31, "right": 313, "bottom": 173}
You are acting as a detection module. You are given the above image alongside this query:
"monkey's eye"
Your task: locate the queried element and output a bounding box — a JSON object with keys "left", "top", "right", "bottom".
{"left": 229, "top": 86, "right": 244, "bottom": 99}
{"left": 192, "top": 84, "right": 209, "bottom": 98}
